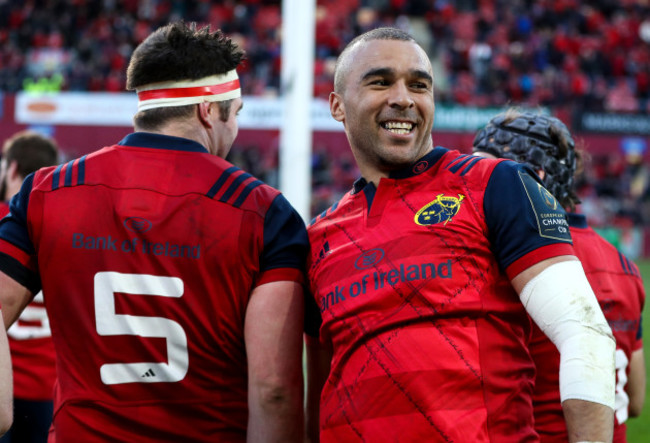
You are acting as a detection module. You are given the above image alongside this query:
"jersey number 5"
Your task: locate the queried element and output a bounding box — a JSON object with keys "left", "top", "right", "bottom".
{"left": 94, "top": 271, "right": 189, "bottom": 385}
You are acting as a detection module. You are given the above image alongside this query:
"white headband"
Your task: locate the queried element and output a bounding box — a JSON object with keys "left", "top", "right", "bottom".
{"left": 136, "top": 70, "right": 241, "bottom": 112}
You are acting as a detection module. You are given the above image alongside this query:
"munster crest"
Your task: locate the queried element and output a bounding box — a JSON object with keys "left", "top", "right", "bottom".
{"left": 415, "top": 194, "right": 465, "bottom": 226}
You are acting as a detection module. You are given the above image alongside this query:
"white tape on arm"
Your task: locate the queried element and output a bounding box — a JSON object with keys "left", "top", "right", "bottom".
{"left": 519, "top": 260, "right": 615, "bottom": 408}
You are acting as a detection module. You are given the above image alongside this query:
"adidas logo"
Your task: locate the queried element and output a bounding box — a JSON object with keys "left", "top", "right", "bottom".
{"left": 319, "top": 241, "right": 330, "bottom": 259}
{"left": 312, "top": 241, "right": 330, "bottom": 268}
{"left": 141, "top": 368, "right": 156, "bottom": 378}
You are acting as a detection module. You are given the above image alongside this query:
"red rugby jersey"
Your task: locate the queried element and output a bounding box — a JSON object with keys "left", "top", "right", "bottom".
{"left": 307, "top": 148, "right": 575, "bottom": 442}
{"left": 530, "top": 213, "right": 645, "bottom": 443}
{"left": 0, "top": 132, "right": 308, "bottom": 442}
{"left": 0, "top": 202, "right": 56, "bottom": 401}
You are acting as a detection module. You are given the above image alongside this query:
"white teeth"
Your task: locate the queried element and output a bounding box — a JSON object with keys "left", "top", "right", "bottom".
{"left": 383, "top": 121, "right": 413, "bottom": 134}
{"left": 384, "top": 121, "right": 412, "bottom": 129}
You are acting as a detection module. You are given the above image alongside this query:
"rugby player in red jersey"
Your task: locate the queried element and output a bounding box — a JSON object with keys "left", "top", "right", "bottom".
{"left": 0, "top": 22, "right": 308, "bottom": 442}
{"left": 473, "top": 110, "right": 646, "bottom": 442}
{"left": 305, "top": 27, "right": 615, "bottom": 442}
{"left": 0, "top": 131, "right": 58, "bottom": 443}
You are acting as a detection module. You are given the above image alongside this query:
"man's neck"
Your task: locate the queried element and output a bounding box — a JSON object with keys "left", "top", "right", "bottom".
{"left": 134, "top": 121, "right": 212, "bottom": 155}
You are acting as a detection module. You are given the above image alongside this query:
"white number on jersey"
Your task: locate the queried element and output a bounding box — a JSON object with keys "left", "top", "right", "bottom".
{"left": 7, "top": 292, "right": 51, "bottom": 340}
{"left": 94, "top": 271, "right": 189, "bottom": 385}
{"left": 614, "top": 348, "right": 629, "bottom": 424}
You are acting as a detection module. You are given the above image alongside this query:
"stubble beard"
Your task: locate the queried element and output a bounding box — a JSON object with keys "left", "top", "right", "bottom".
{"left": 349, "top": 119, "right": 431, "bottom": 175}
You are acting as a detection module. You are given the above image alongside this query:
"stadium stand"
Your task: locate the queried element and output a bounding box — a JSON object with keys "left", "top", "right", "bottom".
{"left": 0, "top": 0, "right": 648, "bottom": 237}
{"left": 1, "top": 1, "right": 648, "bottom": 110}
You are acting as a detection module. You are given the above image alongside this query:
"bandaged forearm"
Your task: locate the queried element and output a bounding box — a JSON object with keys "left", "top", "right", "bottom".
{"left": 519, "top": 260, "right": 615, "bottom": 408}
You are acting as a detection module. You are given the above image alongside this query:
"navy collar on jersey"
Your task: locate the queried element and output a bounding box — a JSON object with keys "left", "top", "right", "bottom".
{"left": 352, "top": 147, "right": 449, "bottom": 194}
{"left": 566, "top": 212, "right": 588, "bottom": 228}
{"left": 118, "top": 132, "right": 209, "bottom": 153}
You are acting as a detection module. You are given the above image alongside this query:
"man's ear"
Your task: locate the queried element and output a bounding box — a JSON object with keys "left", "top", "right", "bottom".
{"left": 7, "top": 160, "right": 19, "bottom": 182}
{"left": 197, "top": 102, "right": 214, "bottom": 128}
{"left": 329, "top": 92, "right": 345, "bottom": 123}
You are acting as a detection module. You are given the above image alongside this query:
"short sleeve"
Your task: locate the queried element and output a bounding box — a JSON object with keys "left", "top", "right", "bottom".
{"left": 484, "top": 161, "right": 575, "bottom": 279}
{"left": 633, "top": 315, "right": 643, "bottom": 350}
{"left": 256, "top": 194, "right": 309, "bottom": 286}
{"left": 0, "top": 173, "right": 41, "bottom": 293}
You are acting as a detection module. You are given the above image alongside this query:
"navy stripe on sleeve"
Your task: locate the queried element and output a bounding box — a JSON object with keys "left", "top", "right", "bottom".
{"left": 445, "top": 154, "right": 471, "bottom": 173}
{"left": 310, "top": 197, "right": 343, "bottom": 227}
{"left": 445, "top": 154, "right": 485, "bottom": 176}
{"left": 624, "top": 256, "right": 636, "bottom": 277}
{"left": 77, "top": 155, "right": 87, "bottom": 185}
{"left": 232, "top": 179, "right": 263, "bottom": 208}
{"left": 314, "top": 210, "right": 328, "bottom": 225}
{"left": 64, "top": 159, "right": 75, "bottom": 187}
{"left": 219, "top": 172, "right": 253, "bottom": 203}
{"left": 618, "top": 252, "right": 632, "bottom": 275}
{"left": 207, "top": 166, "right": 238, "bottom": 199}
{"left": 618, "top": 252, "right": 627, "bottom": 274}
{"left": 51, "top": 164, "right": 64, "bottom": 190}
{"left": 460, "top": 157, "right": 484, "bottom": 176}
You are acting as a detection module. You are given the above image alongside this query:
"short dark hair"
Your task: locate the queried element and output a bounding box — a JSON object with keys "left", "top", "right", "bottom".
{"left": 126, "top": 21, "right": 245, "bottom": 129}
{"left": 3, "top": 130, "right": 59, "bottom": 178}
{"left": 473, "top": 110, "right": 581, "bottom": 210}
{"left": 334, "top": 27, "right": 416, "bottom": 93}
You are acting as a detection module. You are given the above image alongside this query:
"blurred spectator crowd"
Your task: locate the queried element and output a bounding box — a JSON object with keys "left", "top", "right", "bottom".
{"left": 0, "top": 0, "right": 649, "bottom": 232}
{"left": 574, "top": 148, "right": 650, "bottom": 257}
{"left": 1, "top": 0, "right": 649, "bottom": 112}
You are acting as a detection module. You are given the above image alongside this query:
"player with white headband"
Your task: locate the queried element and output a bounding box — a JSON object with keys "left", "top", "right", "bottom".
{"left": 135, "top": 69, "right": 241, "bottom": 112}
{"left": 0, "top": 21, "right": 308, "bottom": 441}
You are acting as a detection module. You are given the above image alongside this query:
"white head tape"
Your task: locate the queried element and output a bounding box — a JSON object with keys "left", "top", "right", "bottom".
{"left": 135, "top": 70, "right": 241, "bottom": 112}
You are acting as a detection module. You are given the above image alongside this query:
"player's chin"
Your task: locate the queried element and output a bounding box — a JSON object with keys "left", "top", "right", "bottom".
{"left": 379, "top": 148, "right": 420, "bottom": 168}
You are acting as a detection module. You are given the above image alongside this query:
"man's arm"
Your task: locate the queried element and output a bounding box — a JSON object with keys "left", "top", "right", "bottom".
{"left": 627, "top": 347, "right": 646, "bottom": 418}
{"left": 304, "top": 335, "right": 332, "bottom": 443}
{"left": 245, "top": 280, "right": 304, "bottom": 442}
{"left": 511, "top": 255, "right": 615, "bottom": 443}
{"left": 0, "top": 307, "right": 12, "bottom": 436}
{"left": 0, "top": 271, "right": 34, "bottom": 436}
{"left": 0, "top": 271, "right": 34, "bottom": 328}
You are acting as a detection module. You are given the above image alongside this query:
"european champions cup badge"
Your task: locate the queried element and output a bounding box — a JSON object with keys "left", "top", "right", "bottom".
{"left": 414, "top": 194, "right": 465, "bottom": 226}
{"left": 538, "top": 183, "right": 558, "bottom": 210}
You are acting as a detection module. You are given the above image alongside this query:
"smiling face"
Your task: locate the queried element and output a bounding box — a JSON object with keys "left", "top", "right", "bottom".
{"left": 330, "top": 39, "right": 435, "bottom": 183}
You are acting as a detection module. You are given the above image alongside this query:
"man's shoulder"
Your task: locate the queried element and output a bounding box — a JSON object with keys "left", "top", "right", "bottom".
{"left": 30, "top": 164, "right": 68, "bottom": 192}
{"left": 207, "top": 164, "right": 282, "bottom": 213}
{"left": 420, "top": 150, "right": 520, "bottom": 202}
{"left": 308, "top": 191, "right": 355, "bottom": 231}
{"left": 572, "top": 227, "right": 643, "bottom": 281}
{"left": 433, "top": 149, "right": 510, "bottom": 183}
{"left": 27, "top": 145, "right": 116, "bottom": 192}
